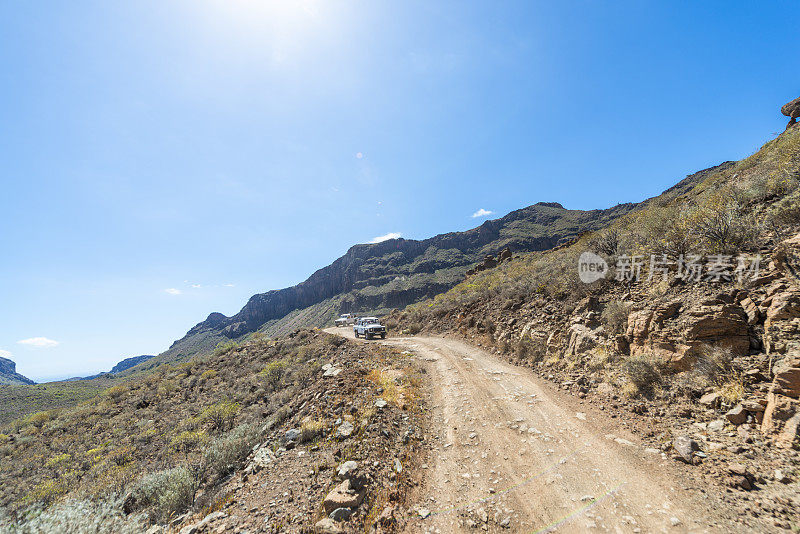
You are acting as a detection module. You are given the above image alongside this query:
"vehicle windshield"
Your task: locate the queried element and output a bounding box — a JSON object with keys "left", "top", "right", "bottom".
{"left": 363, "top": 318, "right": 378, "bottom": 324}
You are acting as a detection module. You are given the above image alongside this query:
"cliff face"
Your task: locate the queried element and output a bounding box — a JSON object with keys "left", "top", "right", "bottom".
{"left": 0, "top": 358, "right": 35, "bottom": 385}
{"left": 161, "top": 201, "right": 635, "bottom": 361}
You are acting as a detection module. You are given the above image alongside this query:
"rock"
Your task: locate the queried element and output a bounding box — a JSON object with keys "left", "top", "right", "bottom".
{"left": 727, "top": 463, "right": 754, "bottom": 490}
{"left": 596, "top": 383, "right": 614, "bottom": 396}
{"left": 761, "top": 392, "right": 798, "bottom": 434}
{"left": 725, "top": 405, "right": 748, "bottom": 425}
{"left": 708, "top": 419, "right": 725, "bottom": 432}
{"left": 682, "top": 302, "right": 750, "bottom": 357}
{"left": 699, "top": 391, "right": 722, "bottom": 407}
{"left": 323, "top": 479, "right": 366, "bottom": 514}
{"left": 564, "top": 324, "right": 598, "bottom": 356}
{"left": 337, "top": 460, "right": 359, "bottom": 480}
{"left": 323, "top": 367, "right": 343, "bottom": 377}
{"left": 673, "top": 435, "right": 701, "bottom": 464}
{"left": 417, "top": 508, "right": 431, "bottom": 519}
{"left": 179, "top": 525, "right": 197, "bottom": 534}
{"left": 145, "top": 527, "right": 164, "bottom": 534}
{"left": 315, "top": 518, "right": 343, "bottom": 533}
{"left": 781, "top": 96, "right": 800, "bottom": 121}
{"left": 498, "top": 247, "right": 513, "bottom": 262}
{"left": 284, "top": 429, "right": 301, "bottom": 442}
{"left": 329, "top": 507, "right": 352, "bottom": 522}
{"left": 740, "top": 297, "right": 761, "bottom": 325}
{"left": 336, "top": 421, "right": 355, "bottom": 439}
{"left": 374, "top": 399, "right": 388, "bottom": 409}
{"left": 248, "top": 445, "right": 275, "bottom": 472}
{"left": 775, "top": 469, "right": 791, "bottom": 483}
{"left": 773, "top": 356, "right": 800, "bottom": 398}
{"left": 776, "top": 410, "right": 800, "bottom": 449}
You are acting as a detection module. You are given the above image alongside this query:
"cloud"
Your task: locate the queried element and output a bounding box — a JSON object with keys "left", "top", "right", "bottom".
{"left": 355, "top": 152, "right": 363, "bottom": 159}
{"left": 164, "top": 288, "right": 182, "bottom": 295}
{"left": 472, "top": 208, "right": 493, "bottom": 218}
{"left": 369, "top": 232, "right": 401, "bottom": 244}
{"left": 0, "top": 349, "right": 12, "bottom": 359}
{"left": 191, "top": 284, "right": 202, "bottom": 289}
{"left": 223, "top": 283, "right": 235, "bottom": 287}
{"left": 17, "top": 337, "right": 59, "bottom": 348}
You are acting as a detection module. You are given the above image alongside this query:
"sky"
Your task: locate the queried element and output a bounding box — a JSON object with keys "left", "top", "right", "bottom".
{"left": 1, "top": 1, "right": 798, "bottom": 381}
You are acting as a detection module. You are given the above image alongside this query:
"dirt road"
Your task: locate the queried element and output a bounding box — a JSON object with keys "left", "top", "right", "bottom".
{"left": 328, "top": 329, "right": 736, "bottom": 533}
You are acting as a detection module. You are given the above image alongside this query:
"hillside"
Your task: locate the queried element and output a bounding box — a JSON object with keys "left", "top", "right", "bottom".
{"left": 0, "top": 358, "right": 34, "bottom": 386}
{"left": 144, "top": 201, "right": 635, "bottom": 368}
{"left": 0, "top": 330, "right": 427, "bottom": 533}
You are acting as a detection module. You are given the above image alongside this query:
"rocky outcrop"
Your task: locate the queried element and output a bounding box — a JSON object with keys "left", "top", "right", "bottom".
{"left": 625, "top": 298, "right": 749, "bottom": 370}
{"left": 465, "top": 247, "right": 514, "bottom": 276}
{"left": 0, "top": 357, "right": 34, "bottom": 385}
{"left": 781, "top": 96, "right": 800, "bottom": 127}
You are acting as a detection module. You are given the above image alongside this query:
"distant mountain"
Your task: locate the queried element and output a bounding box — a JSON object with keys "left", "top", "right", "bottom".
{"left": 68, "top": 355, "right": 155, "bottom": 381}
{"left": 0, "top": 358, "right": 35, "bottom": 385}
{"left": 134, "top": 201, "right": 635, "bottom": 369}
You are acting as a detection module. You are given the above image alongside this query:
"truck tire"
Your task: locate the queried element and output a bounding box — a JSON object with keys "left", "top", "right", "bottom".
{"left": 380, "top": 333, "right": 386, "bottom": 339}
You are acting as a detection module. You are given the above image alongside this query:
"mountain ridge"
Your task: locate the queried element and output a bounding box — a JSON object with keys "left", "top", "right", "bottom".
{"left": 0, "top": 357, "right": 35, "bottom": 386}
{"left": 142, "top": 201, "right": 635, "bottom": 368}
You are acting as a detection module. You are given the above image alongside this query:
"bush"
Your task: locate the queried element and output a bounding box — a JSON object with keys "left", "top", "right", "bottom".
{"left": 203, "top": 423, "right": 261, "bottom": 481}
{"left": 622, "top": 354, "right": 662, "bottom": 396}
{"left": 134, "top": 466, "right": 197, "bottom": 523}
{"left": 3, "top": 498, "right": 147, "bottom": 534}
{"left": 299, "top": 419, "right": 324, "bottom": 443}
{"left": 213, "top": 341, "right": 240, "bottom": 358}
{"left": 170, "top": 430, "right": 208, "bottom": 454}
{"left": 601, "top": 301, "right": 630, "bottom": 336}
{"left": 260, "top": 360, "right": 288, "bottom": 390}
{"left": 201, "top": 401, "right": 239, "bottom": 432}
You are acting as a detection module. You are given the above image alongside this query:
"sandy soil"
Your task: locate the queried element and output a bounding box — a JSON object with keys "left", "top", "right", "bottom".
{"left": 328, "top": 328, "right": 741, "bottom": 533}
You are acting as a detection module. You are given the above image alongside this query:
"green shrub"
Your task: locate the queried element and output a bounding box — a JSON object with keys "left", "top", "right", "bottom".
{"left": 213, "top": 341, "right": 240, "bottom": 358}
{"left": 259, "top": 360, "right": 288, "bottom": 390}
{"left": 170, "top": 430, "right": 208, "bottom": 453}
{"left": 201, "top": 401, "right": 239, "bottom": 432}
{"left": 133, "top": 466, "right": 197, "bottom": 523}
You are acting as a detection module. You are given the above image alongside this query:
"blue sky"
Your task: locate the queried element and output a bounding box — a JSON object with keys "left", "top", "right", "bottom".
{"left": 1, "top": 1, "right": 798, "bottom": 381}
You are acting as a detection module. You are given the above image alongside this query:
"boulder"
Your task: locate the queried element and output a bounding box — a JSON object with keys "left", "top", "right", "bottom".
{"left": 315, "top": 518, "right": 343, "bottom": 533}
{"left": 781, "top": 96, "right": 800, "bottom": 120}
{"left": 329, "top": 507, "right": 352, "bottom": 522}
{"left": 564, "top": 324, "right": 598, "bottom": 356}
{"left": 323, "top": 479, "right": 366, "bottom": 514}
{"left": 740, "top": 297, "right": 761, "bottom": 325}
{"left": 336, "top": 421, "right": 355, "bottom": 439}
{"left": 337, "top": 460, "right": 359, "bottom": 480}
{"left": 772, "top": 356, "right": 800, "bottom": 397}
{"left": 773, "top": 232, "right": 800, "bottom": 286}
{"left": 725, "top": 405, "right": 748, "bottom": 425}
{"left": 699, "top": 391, "right": 722, "bottom": 407}
{"left": 672, "top": 435, "right": 701, "bottom": 464}
{"left": 761, "top": 392, "right": 798, "bottom": 434}
{"left": 776, "top": 411, "right": 800, "bottom": 449}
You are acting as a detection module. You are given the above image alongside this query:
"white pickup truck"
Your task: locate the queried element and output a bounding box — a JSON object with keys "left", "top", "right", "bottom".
{"left": 334, "top": 313, "right": 355, "bottom": 327}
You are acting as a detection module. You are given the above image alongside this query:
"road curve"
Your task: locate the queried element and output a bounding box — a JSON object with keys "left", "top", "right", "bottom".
{"left": 325, "top": 328, "right": 736, "bottom": 533}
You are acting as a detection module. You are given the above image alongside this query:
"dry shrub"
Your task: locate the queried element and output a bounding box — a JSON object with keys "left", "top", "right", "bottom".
{"left": 601, "top": 301, "right": 629, "bottom": 335}
{"left": 621, "top": 354, "right": 663, "bottom": 397}
{"left": 133, "top": 466, "right": 197, "bottom": 523}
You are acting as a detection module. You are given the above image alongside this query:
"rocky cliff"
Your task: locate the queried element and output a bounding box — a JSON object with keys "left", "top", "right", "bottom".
{"left": 0, "top": 358, "right": 34, "bottom": 385}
